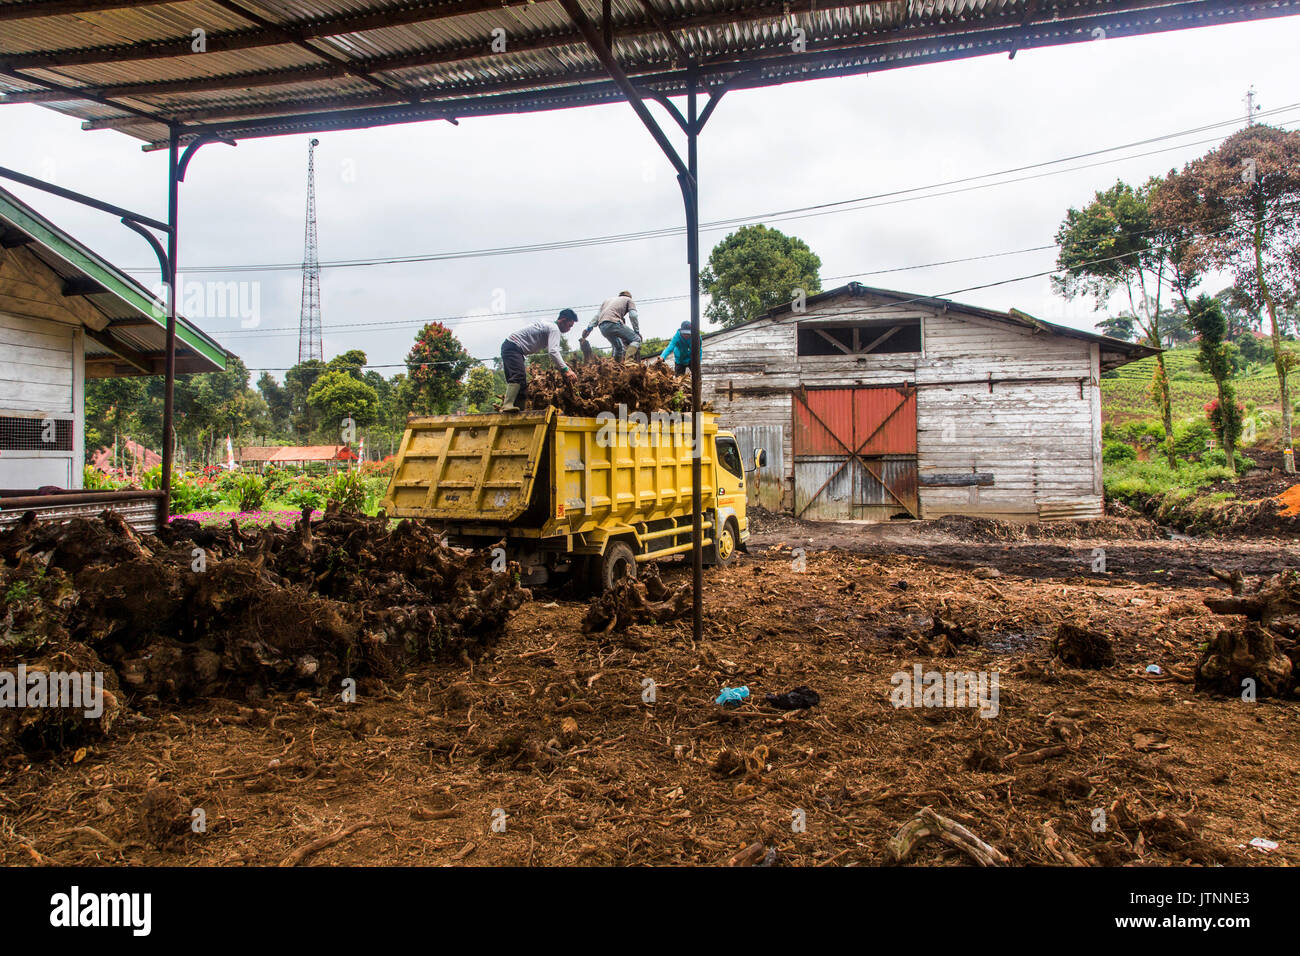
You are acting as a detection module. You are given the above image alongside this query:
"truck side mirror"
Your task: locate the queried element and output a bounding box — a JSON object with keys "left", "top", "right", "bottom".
{"left": 755, "top": 448, "right": 767, "bottom": 469}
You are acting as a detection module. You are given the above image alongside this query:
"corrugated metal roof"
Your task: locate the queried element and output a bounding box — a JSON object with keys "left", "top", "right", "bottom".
{"left": 2, "top": 1, "right": 1295, "bottom": 148}
{"left": 0, "top": 183, "right": 228, "bottom": 376}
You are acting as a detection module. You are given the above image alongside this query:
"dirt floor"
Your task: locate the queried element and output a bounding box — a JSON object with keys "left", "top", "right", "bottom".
{"left": 3, "top": 513, "right": 1297, "bottom": 867}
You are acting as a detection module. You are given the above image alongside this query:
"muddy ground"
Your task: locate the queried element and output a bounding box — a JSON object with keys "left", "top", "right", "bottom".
{"left": 748, "top": 510, "right": 1300, "bottom": 588}
{"left": 2, "top": 513, "right": 1296, "bottom": 868}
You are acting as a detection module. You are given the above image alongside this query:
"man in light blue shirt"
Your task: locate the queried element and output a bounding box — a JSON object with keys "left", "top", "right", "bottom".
{"left": 659, "top": 320, "right": 699, "bottom": 375}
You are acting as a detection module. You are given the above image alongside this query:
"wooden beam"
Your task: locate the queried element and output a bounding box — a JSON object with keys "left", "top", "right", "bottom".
{"left": 860, "top": 325, "right": 901, "bottom": 354}
{"left": 84, "top": 327, "right": 150, "bottom": 374}
{"left": 61, "top": 277, "right": 107, "bottom": 297}
{"left": 920, "top": 473, "right": 995, "bottom": 487}
{"left": 210, "top": 0, "right": 414, "bottom": 100}
{"left": 106, "top": 316, "right": 160, "bottom": 328}
{"left": 636, "top": 0, "right": 692, "bottom": 66}
{"left": 813, "top": 328, "right": 853, "bottom": 354}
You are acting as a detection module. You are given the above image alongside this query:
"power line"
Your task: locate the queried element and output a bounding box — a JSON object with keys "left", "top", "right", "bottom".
{"left": 241, "top": 200, "right": 1299, "bottom": 374}
{"left": 124, "top": 102, "right": 1300, "bottom": 276}
{"left": 215, "top": 243, "right": 1060, "bottom": 339}
{"left": 217, "top": 175, "right": 1300, "bottom": 344}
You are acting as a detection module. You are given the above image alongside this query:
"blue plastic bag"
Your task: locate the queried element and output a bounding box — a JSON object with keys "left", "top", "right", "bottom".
{"left": 715, "top": 686, "right": 750, "bottom": 707}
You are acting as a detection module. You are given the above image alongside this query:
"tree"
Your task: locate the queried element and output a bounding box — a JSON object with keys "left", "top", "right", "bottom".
{"left": 1055, "top": 178, "right": 1178, "bottom": 465}
{"left": 406, "top": 322, "right": 473, "bottom": 414}
{"left": 1094, "top": 315, "right": 1136, "bottom": 341}
{"left": 84, "top": 376, "right": 148, "bottom": 456}
{"left": 701, "top": 224, "right": 822, "bottom": 328}
{"left": 1187, "top": 295, "right": 1242, "bottom": 472}
{"left": 326, "top": 349, "right": 367, "bottom": 380}
{"left": 257, "top": 372, "right": 293, "bottom": 436}
{"left": 460, "top": 365, "right": 499, "bottom": 413}
{"left": 284, "top": 359, "right": 326, "bottom": 438}
{"left": 1153, "top": 124, "right": 1300, "bottom": 471}
{"left": 307, "top": 368, "right": 379, "bottom": 433}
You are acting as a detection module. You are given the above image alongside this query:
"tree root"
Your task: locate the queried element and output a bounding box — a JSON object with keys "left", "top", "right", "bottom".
{"left": 887, "top": 807, "right": 1008, "bottom": 866}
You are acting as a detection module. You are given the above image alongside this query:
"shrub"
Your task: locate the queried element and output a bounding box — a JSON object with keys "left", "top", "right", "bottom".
{"left": 284, "top": 481, "right": 324, "bottom": 512}
{"left": 1102, "top": 441, "right": 1137, "bottom": 465}
{"left": 1103, "top": 457, "right": 1235, "bottom": 502}
{"left": 325, "top": 470, "right": 365, "bottom": 512}
{"left": 230, "top": 473, "right": 268, "bottom": 512}
{"left": 260, "top": 465, "right": 296, "bottom": 500}
{"left": 83, "top": 467, "right": 126, "bottom": 491}
{"left": 360, "top": 456, "right": 396, "bottom": 479}
{"left": 1117, "top": 418, "right": 1165, "bottom": 449}
{"left": 362, "top": 475, "right": 391, "bottom": 514}
{"left": 170, "top": 474, "right": 222, "bottom": 514}
{"left": 1200, "top": 447, "right": 1230, "bottom": 468}
{"left": 1158, "top": 418, "right": 1214, "bottom": 461}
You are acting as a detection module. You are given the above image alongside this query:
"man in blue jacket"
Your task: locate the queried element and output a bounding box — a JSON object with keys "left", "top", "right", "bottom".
{"left": 659, "top": 320, "right": 699, "bottom": 375}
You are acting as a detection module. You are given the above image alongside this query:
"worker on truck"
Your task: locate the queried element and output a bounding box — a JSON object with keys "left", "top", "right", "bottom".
{"left": 659, "top": 320, "right": 700, "bottom": 375}
{"left": 500, "top": 309, "right": 579, "bottom": 412}
{"left": 580, "top": 290, "right": 641, "bottom": 361}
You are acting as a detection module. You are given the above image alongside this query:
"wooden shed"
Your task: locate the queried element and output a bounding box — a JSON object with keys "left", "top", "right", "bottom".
{"left": 701, "top": 283, "right": 1155, "bottom": 521}
{"left": 0, "top": 185, "right": 225, "bottom": 504}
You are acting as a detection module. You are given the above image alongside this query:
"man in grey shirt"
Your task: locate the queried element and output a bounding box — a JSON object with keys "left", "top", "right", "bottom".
{"left": 580, "top": 290, "right": 642, "bottom": 361}
{"left": 500, "top": 309, "right": 578, "bottom": 411}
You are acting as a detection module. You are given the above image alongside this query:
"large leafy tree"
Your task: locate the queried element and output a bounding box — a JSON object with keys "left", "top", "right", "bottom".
{"left": 307, "top": 368, "right": 379, "bottom": 433}
{"left": 406, "top": 322, "right": 473, "bottom": 414}
{"left": 1054, "top": 178, "right": 1178, "bottom": 465}
{"left": 701, "top": 224, "right": 822, "bottom": 328}
{"left": 1152, "top": 124, "right": 1300, "bottom": 471}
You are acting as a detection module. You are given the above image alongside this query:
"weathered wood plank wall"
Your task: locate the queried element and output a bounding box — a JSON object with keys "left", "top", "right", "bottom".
{"left": 702, "top": 292, "right": 1103, "bottom": 519}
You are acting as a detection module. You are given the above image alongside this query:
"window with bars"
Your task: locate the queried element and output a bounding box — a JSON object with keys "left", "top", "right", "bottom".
{"left": 796, "top": 320, "right": 922, "bottom": 356}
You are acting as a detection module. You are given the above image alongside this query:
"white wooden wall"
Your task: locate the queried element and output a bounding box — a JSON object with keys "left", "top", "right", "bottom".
{"left": 0, "top": 310, "right": 85, "bottom": 490}
{"left": 702, "top": 293, "right": 1103, "bottom": 519}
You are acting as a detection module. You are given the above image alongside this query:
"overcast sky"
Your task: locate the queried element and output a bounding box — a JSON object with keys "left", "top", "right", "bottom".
{"left": 4, "top": 15, "right": 1300, "bottom": 381}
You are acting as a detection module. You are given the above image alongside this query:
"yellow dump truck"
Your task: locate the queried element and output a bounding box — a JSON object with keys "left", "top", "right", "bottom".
{"left": 382, "top": 407, "right": 754, "bottom": 590}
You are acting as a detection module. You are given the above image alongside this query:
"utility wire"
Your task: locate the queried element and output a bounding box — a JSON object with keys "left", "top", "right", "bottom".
{"left": 123, "top": 103, "right": 1300, "bottom": 276}
{"left": 240, "top": 197, "right": 1300, "bottom": 373}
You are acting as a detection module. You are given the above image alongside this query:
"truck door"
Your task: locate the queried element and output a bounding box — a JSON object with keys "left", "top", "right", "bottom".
{"left": 714, "top": 435, "right": 744, "bottom": 508}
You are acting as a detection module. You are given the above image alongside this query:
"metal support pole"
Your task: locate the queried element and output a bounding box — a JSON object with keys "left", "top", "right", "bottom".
{"left": 560, "top": 0, "right": 726, "bottom": 644}
{"left": 159, "top": 129, "right": 180, "bottom": 527}
{"left": 680, "top": 70, "right": 702, "bottom": 644}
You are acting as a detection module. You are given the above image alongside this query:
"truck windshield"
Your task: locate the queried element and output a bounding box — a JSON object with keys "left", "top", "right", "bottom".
{"left": 717, "top": 438, "right": 743, "bottom": 479}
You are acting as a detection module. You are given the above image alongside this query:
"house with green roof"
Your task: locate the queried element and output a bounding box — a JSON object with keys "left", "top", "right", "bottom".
{"left": 0, "top": 184, "right": 227, "bottom": 491}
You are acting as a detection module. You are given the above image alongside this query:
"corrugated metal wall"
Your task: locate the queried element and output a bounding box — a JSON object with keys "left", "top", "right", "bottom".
{"left": 727, "top": 424, "right": 785, "bottom": 511}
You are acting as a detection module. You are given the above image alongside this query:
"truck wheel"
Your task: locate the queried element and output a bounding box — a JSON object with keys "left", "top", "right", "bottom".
{"left": 710, "top": 518, "right": 739, "bottom": 567}
{"left": 594, "top": 540, "right": 637, "bottom": 592}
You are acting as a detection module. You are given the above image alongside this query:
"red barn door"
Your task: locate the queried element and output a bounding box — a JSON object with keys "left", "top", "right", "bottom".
{"left": 792, "top": 385, "right": 918, "bottom": 519}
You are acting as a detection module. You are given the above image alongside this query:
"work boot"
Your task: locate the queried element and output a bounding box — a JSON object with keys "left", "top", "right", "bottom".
{"left": 625, "top": 344, "right": 640, "bottom": 362}
{"left": 500, "top": 383, "right": 521, "bottom": 412}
